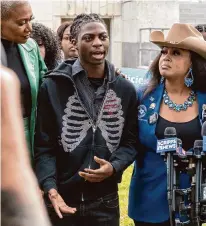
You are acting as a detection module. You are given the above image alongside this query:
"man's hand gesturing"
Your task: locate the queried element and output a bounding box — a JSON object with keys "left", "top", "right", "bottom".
{"left": 79, "top": 156, "right": 114, "bottom": 183}
{"left": 48, "top": 189, "right": 77, "bottom": 218}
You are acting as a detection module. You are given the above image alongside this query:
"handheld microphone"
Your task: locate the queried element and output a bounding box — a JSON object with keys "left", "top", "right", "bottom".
{"left": 202, "top": 121, "right": 206, "bottom": 152}
{"left": 193, "top": 140, "right": 206, "bottom": 206}
{"left": 156, "top": 127, "right": 177, "bottom": 153}
{"left": 201, "top": 123, "right": 206, "bottom": 207}
{"left": 193, "top": 140, "right": 203, "bottom": 158}
{"left": 193, "top": 140, "right": 203, "bottom": 224}
{"left": 165, "top": 127, "right": 176, "bottom": 138}
{"left": 163, "top": 127, "right": 177, "bottom": 226}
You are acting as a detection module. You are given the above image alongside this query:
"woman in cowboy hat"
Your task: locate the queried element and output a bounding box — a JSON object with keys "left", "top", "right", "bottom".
{"left": 128, "top": 23, "right": 206, "bottom": 226}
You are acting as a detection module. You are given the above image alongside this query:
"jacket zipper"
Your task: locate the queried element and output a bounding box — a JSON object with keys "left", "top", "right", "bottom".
{"left": 89, "top": 83, "right": 109, "bottom": 168}
{"left": 90, "top": 125, "right": 97, "bottom": 168}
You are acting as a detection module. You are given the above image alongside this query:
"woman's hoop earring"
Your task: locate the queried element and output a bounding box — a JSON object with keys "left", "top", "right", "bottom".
{"left": 184, "top": 68, "right": 194, "bottom": 87}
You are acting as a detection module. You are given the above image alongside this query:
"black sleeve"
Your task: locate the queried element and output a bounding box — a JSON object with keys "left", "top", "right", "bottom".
{"left": 34, "top": 81, "right": 58, "bottom": 193}
{"left": 109, "top": 86, "right": 138, "bottom": 173}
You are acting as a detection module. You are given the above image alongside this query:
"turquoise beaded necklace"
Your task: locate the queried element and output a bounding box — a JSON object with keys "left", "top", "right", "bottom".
{"left": 163, "top": 89, "right": 196, "bottom": 112}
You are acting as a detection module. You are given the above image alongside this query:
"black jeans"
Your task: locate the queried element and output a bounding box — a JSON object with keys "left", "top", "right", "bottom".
{"left": 48, "top": 192, "right": 120, "bottom": 226}
{"left": 134, "top": 220, "right": 170, "bottom": 226}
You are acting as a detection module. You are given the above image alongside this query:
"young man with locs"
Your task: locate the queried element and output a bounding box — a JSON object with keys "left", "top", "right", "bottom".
{"left": 34, "top": 13, "right": 138, "bottom": 226}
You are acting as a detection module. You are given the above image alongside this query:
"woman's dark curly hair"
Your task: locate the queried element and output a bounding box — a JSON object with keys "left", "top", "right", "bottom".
{"left": 31, "top": 22, "right": 61, "bottom": 70}
{"left": 70, "top": 13, "right": 107, "bottom": 41}
{"left": 144, "top": 50, "right": 206, "bottom": 96}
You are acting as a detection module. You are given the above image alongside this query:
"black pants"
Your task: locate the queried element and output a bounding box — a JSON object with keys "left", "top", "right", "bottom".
{"left": 48, "top": 192, "right": 120, "bottom": 226}
{"left": 134, "top": 220, "right": 170, "bottom": 226}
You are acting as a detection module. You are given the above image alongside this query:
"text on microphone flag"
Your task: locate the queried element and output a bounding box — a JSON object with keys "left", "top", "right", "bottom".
{"left": 156, "top": 137, "right": 177, "bottom": 153}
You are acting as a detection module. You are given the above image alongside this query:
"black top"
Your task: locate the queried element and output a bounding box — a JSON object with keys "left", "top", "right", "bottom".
{"left": 156, "top": 115, "right": 202, "bottom": 151}
{"left": 1, "top": 39, "right": 31, "bottom": 117}
{"left": 73, "top": 60, "right": 107, "bottom": 123}
{"left": 88, "top": 77, "right": 105, "bottom": 90}
{"left": 88, "top": 77, "right": 106, "bottom": 121}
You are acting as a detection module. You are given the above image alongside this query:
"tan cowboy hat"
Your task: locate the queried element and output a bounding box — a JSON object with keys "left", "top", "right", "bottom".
{"left": 150, "top": 23, "right": 206, "bottom": 59}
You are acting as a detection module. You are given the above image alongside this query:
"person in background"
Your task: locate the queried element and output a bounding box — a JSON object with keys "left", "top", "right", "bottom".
{"left": 35, "top": 13, "right": 138, "bottom": 226}
{"left": 1, "top": 65, "right": 51, "bottom": 226}
{"left": 195, "top": 24, "right": 206, "bottom": 40}
{"left": 31, "top": 22, "right": 61, "bottom": 70}
{"left": 57, "top": 21, "right": 78, "bottom": 60}
{"left": 129, "top": 23, "right": 206, "bottom": 226}
{"left": 1, "top": 1, "right": 47, "bottom": 159}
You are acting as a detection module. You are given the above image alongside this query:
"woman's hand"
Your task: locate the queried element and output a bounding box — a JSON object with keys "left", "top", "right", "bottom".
{"left": 48, "top": 189, "right": 77, "bottom": 218}
{"left": 115, "top": 67, "right": 128, "bottom": 79}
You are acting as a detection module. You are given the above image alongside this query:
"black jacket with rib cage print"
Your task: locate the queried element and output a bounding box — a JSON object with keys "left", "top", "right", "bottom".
{"left": 34, "top": 59, "right": 138, "bottom": 202}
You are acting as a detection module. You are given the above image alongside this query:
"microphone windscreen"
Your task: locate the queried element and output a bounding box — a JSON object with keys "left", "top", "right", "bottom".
{"left": 164, "top": 127, "right": 177, "bottom": 138}
{"left": 193, "top": 140, "right": 203, "bottom": 149}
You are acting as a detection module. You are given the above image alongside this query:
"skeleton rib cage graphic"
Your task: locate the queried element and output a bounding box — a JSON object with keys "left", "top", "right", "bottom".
{"left": 61, "top": 89, "right": 125, "bottom": 153}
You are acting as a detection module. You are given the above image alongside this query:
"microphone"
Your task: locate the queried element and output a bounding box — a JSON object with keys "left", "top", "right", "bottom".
{"left": 156, "top": 127, "right": 177, "bottom": 153}
{"left": 201, "top": 122, "right": 206, "bottom": 207}
{"left": 165, "top": 127, "right": 176, "bottom": 138}
{"left": 161, "top": 127, "right": 177, "bottom": 226}
{"left": 193, "top": 140, "right": 206, "bottom": 206}
{"left": 193, "top": 140, "right": 203, "bottom": 222}
{"left": 193, "top": 140, "right": 203, "bottom": 157}
{"left": 202, "top": 121, "right": 206, "bottom": 152}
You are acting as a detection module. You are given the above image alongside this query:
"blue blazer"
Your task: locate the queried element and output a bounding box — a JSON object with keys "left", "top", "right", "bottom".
{"left": 128, "top": 83, "right": 206, "bottom": 223}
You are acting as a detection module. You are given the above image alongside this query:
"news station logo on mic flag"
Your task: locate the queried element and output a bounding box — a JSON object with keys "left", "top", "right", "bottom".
{"left": 156, "top": 138, "right": 177, "bottom": 153}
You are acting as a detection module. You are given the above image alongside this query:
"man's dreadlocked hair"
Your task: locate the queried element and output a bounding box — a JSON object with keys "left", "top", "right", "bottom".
{"left": 1, "top": 1, "right": 29, "bottom": 20}
{"left": 31, "top": 23, "right": 61, "bottom": 70}
{"left": 70, "top": 13, "right": 107, "bottom": 41}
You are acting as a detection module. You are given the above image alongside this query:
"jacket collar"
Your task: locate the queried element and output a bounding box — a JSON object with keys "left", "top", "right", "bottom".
{"left": 72, "top": 58, "right": 84, "bottom": 76}
{"left": 148, "top": 83, "right": 164, "bottom": 113}
{"left": 71, "top": 58, "right": 114, "bottom": 82}
{"left": 46, "top": 58, "right": 116, "bottom": 83}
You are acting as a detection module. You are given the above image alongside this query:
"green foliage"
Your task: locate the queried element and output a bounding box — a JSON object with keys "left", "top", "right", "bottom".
{"left": 118, "top": 165, "right": 134, "bottom": 226}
